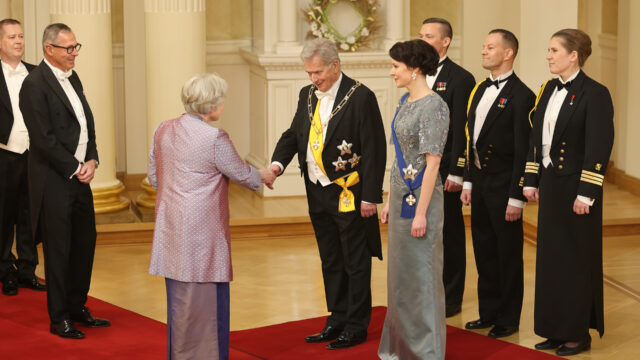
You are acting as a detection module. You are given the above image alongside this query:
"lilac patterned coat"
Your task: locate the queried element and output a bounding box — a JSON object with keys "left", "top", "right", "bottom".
{"left": 148, "top": 113, "right": 261, "bottom": 283}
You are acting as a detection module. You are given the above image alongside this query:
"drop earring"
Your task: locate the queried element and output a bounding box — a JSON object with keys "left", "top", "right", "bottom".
{"left": 411, "top": 72, "right": 417, "bottom": 80}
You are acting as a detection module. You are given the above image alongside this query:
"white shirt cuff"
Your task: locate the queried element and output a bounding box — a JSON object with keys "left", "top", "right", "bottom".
{"left": 508, "top": 198, "right": 526, "bottom": 209}
{"left": 523, "top": 186, "right": 537, "bottom": 191}
{"left": 576, "top": 195, "right": 595, "bottom": 206}
{"left": 70, "top": 163, "right": 82, "bottom": 179}
{"left": 271, "top": 161, "right": 284, "bottom": 175}
{"left": 447, "top": 175, "right": 463, "bottom": 185}
{"left": 462, "top": 181, "right": 472, "bottom": 190}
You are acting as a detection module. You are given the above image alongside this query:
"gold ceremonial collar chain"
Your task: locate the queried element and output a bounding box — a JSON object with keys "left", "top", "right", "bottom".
{"left": 307, "top": 81, "right": 361, "bottom": 123}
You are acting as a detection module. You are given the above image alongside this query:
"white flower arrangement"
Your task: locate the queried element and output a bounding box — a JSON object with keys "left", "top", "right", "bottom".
{"left": 303, "top": 0, "right": 380, "bottom": 52}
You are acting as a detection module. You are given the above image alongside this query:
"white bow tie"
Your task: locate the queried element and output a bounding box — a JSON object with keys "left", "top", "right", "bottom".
{"left": 55, "top": 69, "right": 73, "bottom": 81}
{"left": 315, "top": 90, "right": 334, "bottom": 100}
{"left": 6, "top": 67, "right": 28, "bottom": 77}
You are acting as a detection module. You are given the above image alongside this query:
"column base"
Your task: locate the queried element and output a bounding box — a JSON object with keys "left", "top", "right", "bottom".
{"left": 136, "top": 178, "right": 157, "bottom": 208}
{"left": 93, "top": 181, "right": 131, "bottom": 214}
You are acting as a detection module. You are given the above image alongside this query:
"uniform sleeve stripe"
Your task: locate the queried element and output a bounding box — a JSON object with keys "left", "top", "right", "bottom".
{"left": 581, "top": 174, "right": 604, "bottom": 182}
{"left": 525, "top": 169, "right": 539, "bottom": 174}
{"left": 581, "top": 178, "right": 604, "bottom": 186}
{"left": 582, "top": 170, "right": 604, "bottom": 180}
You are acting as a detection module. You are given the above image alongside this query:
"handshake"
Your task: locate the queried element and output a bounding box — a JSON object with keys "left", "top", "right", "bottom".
{"left": 258, "top": 164, "right": 281, "bottom": 190}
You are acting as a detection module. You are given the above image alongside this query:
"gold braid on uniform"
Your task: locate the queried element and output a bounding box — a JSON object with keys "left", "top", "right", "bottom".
{"left": 580, "top": 170, "right": 605, "bottom": 187}
{"left": 464, "top": 79, "right": 486, "bottom": 170}
{"left": 529, "top": 79, "right": 552, "bottom": 128}
{"left": 524, "top": 79, "right": 552, "bottom": 175}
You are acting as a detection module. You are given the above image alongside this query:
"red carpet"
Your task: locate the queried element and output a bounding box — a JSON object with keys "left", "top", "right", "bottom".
{"left": 1, "top": 289, "right": 559, "bottom": 359}
{"left": 0, "top": 288, "right": 254, "bottom": 360}
{"left": 230, "top": 307, "right": 561, "bottom": 360}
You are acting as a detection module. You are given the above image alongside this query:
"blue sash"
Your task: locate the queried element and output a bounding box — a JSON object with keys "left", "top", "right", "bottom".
{"left": 391, "top": 93, "right": 426, "bottom": 218}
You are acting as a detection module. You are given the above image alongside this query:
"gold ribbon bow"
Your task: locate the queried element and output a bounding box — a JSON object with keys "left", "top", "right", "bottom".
{"left": 309, "top": 99, "right": 359, "bottom": 212}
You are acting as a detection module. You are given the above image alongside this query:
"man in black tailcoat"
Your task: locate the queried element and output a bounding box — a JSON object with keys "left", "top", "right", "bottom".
{"left": 20, "top": 23, "right": 109, "bottom": 339}
{"left": 0, "top": 18, "right": 44, "bottom": 296}
{"left": 269, "top": 38, "right": 386, "bottom": 350}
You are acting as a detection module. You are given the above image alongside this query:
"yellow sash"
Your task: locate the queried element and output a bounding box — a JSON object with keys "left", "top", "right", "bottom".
{"left": 464, "top": 79, "right": 486, "bottom": 170}
{"left": 308, "top": 99, "right": 359, "bottom": 212}
{"left": 529, "top": 79, "right": 552, "bottom": 128}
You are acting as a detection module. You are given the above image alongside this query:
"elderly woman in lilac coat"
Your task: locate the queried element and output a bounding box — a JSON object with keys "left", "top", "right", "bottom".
{"left": 148, "top": 73, "right": 274, "bottom": 360}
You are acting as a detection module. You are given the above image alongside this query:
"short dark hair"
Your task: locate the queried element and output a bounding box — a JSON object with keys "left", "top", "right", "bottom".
{"left": 422, "top": 17, "right": 453, "bottom": 40}
{"left": 489, "top": 29, "right": 519, "bottom": 58}
{"left": 389, "top": 39, "right": 439, "bottom": 76}
{"left": 42, "top": 23, "right": 73, "bottom": 52}
{"left": 552, "top": 28, "right": 592, "bottom": 67}
{"left": 0, "top": 18, "right": 21, "bottom": 38}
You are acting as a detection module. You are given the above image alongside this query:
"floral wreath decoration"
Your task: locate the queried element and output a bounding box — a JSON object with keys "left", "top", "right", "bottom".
{"left": 304, "top": 0, "right": 381, "bottom": 52}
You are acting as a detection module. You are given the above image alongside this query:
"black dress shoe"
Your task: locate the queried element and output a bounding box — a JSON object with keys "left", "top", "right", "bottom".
{"left": 445, "top": 304, "right": 462, "bottom": 317}
{"left": 326, "top": 331, "right": 367, "bottom": 350}
{"left": 465, "top": 319, "right": 494, "bottom": 330}
{"left": 50, "top": 319, "right": 85, "bottom": 339}
{"left": 535, "top": 338, "right": 564, "bottom": 350}
{"left": 2, "top": 276, "right": 18, "bottom": 296}
{"left": 556, "top": 336, "right": 591, "bottom": 356}
{"left": 304, "top": 325, "right": 343, "bottom": 343}
{"left": 488, "top": 325, "right": 518, "bottom": 338}
{"left": 18, "top": 276, "right": 46, "bottom": 291}
{"left": 70, "top": 307, "right": 111, "bottom": 328}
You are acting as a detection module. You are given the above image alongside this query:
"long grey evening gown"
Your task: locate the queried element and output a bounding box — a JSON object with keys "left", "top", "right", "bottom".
{"left": 378, "top": 93, "right": 450, "bottom": 360}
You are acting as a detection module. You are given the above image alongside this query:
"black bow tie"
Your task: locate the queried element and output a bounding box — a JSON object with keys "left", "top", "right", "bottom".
{"left": 556, "top": 81, "right": 572, "bottom": 91}
{"left": 486, "top": 77, "right": 508, "bottom": 89}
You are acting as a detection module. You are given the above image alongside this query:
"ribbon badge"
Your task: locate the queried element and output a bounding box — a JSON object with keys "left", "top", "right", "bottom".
{"left": 497, "top": 97, "right": 508, "bottom": 108}
{"left": 570, "top": 95, "right": 575, "bottom": 106}
{"left": 436, "top": 82, "right": 447, "bottom": 91}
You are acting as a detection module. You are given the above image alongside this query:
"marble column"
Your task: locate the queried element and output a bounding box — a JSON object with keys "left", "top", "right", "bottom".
{"left": 50, "top": 0, "right": 129, "bottom": 214}
{"left": 383, "top": 0, "right": 406, "bottom": 50}
{"left": 136, "top": 0, "right": 206, "bottom": 208}
{"left": 275, "top": 0, "right": 301, "bottom": 54}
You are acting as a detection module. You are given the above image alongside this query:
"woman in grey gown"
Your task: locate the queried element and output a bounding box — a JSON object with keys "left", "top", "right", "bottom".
{"left": 378, "top": 40, "right": 450, "bottom": 360}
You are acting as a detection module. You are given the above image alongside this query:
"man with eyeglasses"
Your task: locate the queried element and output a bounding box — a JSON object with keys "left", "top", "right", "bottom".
{"left": 19, "top": 23, "right": 109, "bottom": 339}
{"left": 0, "top": 18, "right": 45, "bottom": 297}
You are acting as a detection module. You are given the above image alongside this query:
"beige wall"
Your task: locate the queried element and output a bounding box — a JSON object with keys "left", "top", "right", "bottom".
{"left": 410, "top": 0, "right": 460, "bottom": 39}
{"left": 206, "top": 0, "right": 251, "bottom": 40}
{"left": 461, "top": 0, "right": 521, "bottom": 80}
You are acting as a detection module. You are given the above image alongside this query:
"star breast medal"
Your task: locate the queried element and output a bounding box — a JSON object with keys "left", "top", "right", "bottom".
{"left": 337, "top": 140, "right": 353, "bottom": 155}
{"left": 332, "top": 156, "right": 347, "bottom": 171}
{"left": 402, "top": 164, "right": 418, "bottom": 181}
{"left": 348, "top": 153, "right": 360, "bottom": 168}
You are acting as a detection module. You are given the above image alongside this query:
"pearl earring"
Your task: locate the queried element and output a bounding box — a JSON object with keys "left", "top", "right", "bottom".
{"left": 411, "top": 72, "right": 417, "bottom": 80}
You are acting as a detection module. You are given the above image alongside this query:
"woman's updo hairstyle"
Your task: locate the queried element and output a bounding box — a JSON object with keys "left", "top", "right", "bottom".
{"left": 389, "top": 39, "right": 439, "bottom": 76}
{"left": 552, "top": 29, "right": 592, "bottom": 67}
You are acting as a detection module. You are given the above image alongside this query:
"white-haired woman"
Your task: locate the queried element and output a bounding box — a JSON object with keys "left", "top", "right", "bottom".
{"left": 148, "top": 73, "right": 273, "bottom": 360}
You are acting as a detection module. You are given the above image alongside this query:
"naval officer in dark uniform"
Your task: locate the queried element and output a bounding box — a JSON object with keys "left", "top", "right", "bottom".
{"left": 419, "top": 17, "right": 475, "bottom": 318}
{"left": 524, "top": 29, "right": 614, "bottom": 357}
{"left": 460, "top": 29, "right": 534, "bottom": 339}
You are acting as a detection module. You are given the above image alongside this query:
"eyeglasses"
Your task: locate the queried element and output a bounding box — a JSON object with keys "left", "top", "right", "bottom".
{"left": 49, "top": 43, "right": 82, "bottom": 54}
